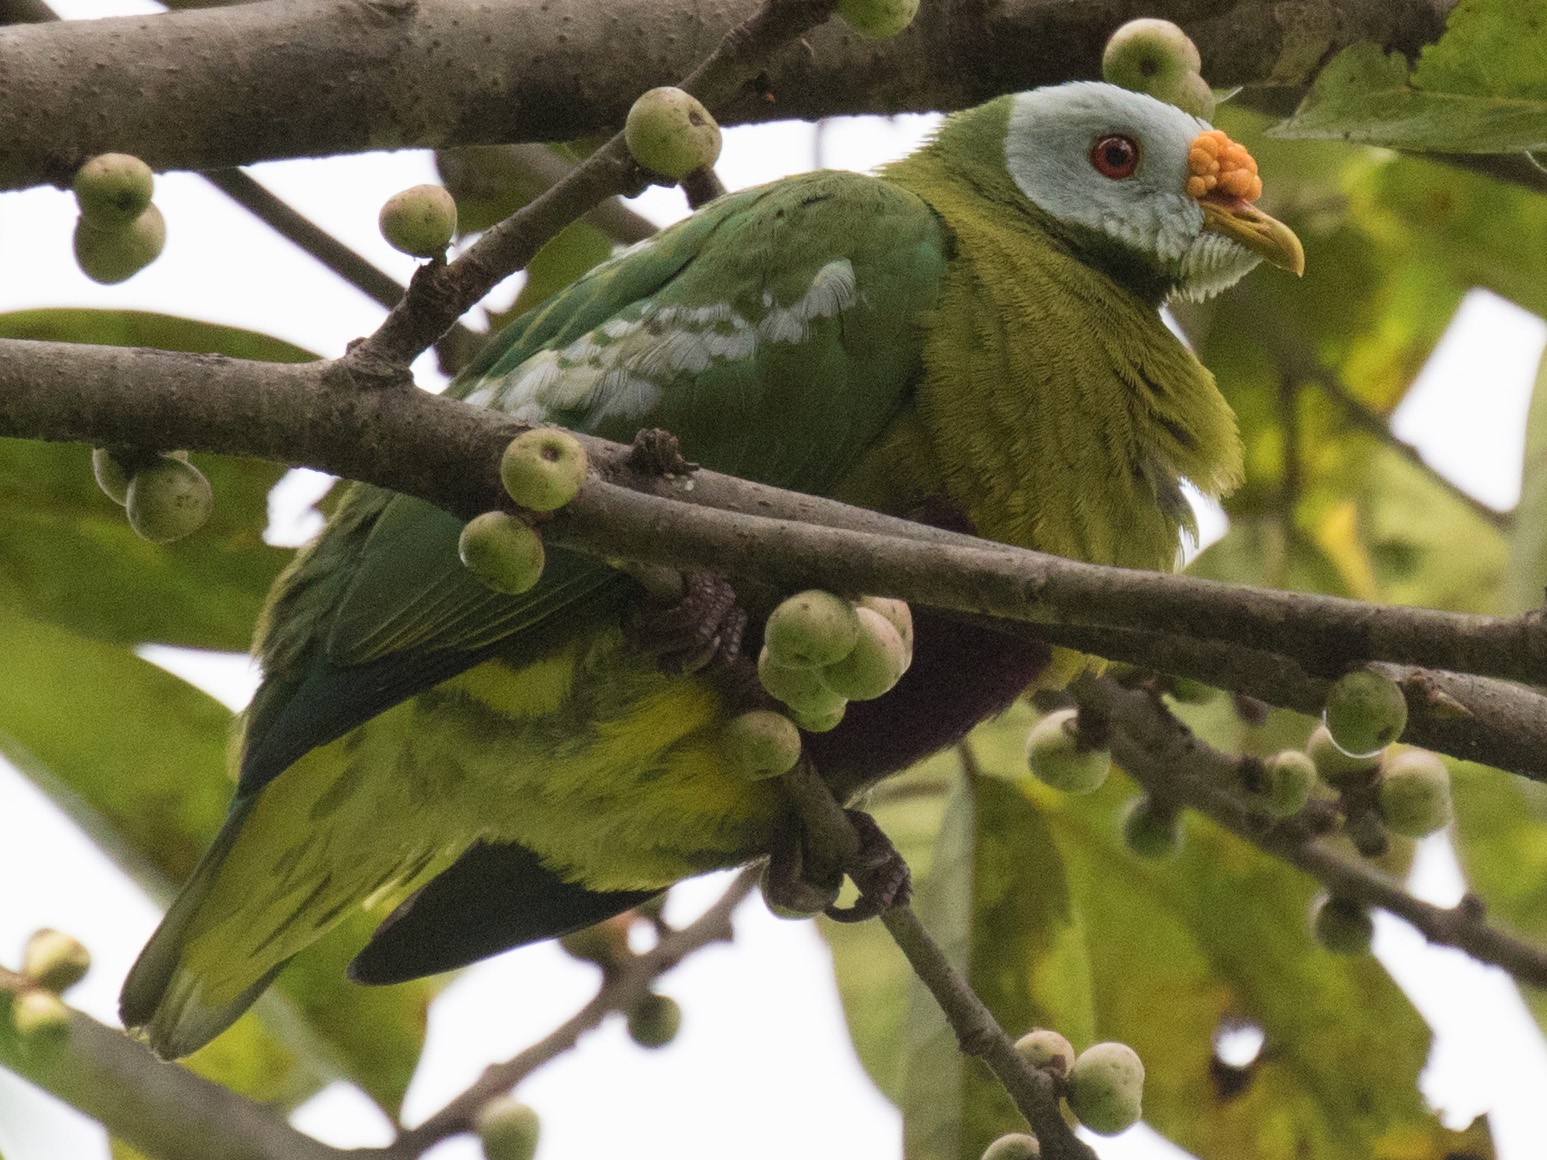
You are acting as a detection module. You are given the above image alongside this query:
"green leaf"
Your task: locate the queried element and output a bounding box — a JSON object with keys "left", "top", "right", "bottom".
{"left": 1506, "top": 347, "right": 1547, "bottom": 613}
{"left": 0, "top": 309, "right": 316, "bottom": 363}
{"left": 965, "top": 705, "right": 1487, "bottom": 1160}
{"left": 0, "top": 439, "right": 289, "bottom": 651}
{"left": 898, "top": 750, "right": 1093, "bottom": 1160}
{"left": 0, "top": 609, "right": 431, "bottom": 1114}
{"left": 1269, "top": 0, "right": 1547, "bottom": 154}
{"left": 0, "top": 308, "right": 316, "bottom": 651}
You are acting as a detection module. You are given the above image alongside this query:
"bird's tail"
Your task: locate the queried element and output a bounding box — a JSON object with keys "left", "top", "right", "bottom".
{"left": 119, "top": 799, "right": 283, "bottom": 1058}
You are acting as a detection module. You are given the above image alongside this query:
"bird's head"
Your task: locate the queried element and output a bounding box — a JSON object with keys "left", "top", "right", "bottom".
{"left": 996, "top": 81, "right": 1303, "bottom": 303}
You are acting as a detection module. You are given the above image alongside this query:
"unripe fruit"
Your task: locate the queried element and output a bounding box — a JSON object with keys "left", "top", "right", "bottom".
{"left": 982, "top": 1133, "right": 1041, "bottom": 1160}
{"left": 378, "top": 184, "right": 457, "bottom": 258}
{"left": 499, "top": 428, "right": 589, "bottom": 513}
{"left": 74, "top": 204, "right": 166, "bottom": 284}
{"left": 1014, "top": 1028, "right": 1075, "bottom": 1078}
{"left": 624, "top": 88, "right": 722, "bottom": 181}
{"left": 856, "top": 595, "right": 913, "bottom": 659}
{"left": 821, "top": 606, "right": 909, "bottom": 701}
{"left": 720, "top": 709, "right": 802, "bottom": 780}
{"left": 1305, "top": 722, "right": 1382, "bottom": 788}
{"left": 1311, "top": 894, "right": 1373, "bottom": 955}
{"left": 11, "top": 989, "right": 70, "bottom": 1042}
{"left": 92, "top": 447, "right": 131, "bottom": 504}
{"left": 1250, "top": 751, "right": 1317, "bottom": 818}
{"left": 458, "top": 512, "right": 546, "bottom": 595}
{"left": 837, "top": 0, "right": 919, "bottom": 39}
{"left": 1121, "top": 796, "right": 1180, "bottom": 859}
{"left": 1160, "top": 70, "right": 1216, "bottom": 120}
{"left": 757, "top": 646, "right": 848, "bottom": 718}
{"left": 764, "top": 591, "right": 861, "bottom": 668}
{"left": 627, "top": 992, "right": 681, "bottom": 1048}
{"left": 21, "top": 929, "right": 90, "bottom": 994}
{"left": 1324, "top": 670, "right": 1407, "bottom": 758}
{"left": 558, "top": 918, "right": 629, "bottom": 966}
{"left": 1377, "top": 749, "right": 1453, "bottom": 838}
{"left": 1102, "top": 19, "right": 1203, "bottom": 98}
{"left": 1024, "top": 709, "right": 1111, "bottom": 795}
{"left": 73, "top": 153, "right": 154, "bottom": 226}
{"left": 475, "top": 1097, "right": 540, "bottom": 1160}
{"left": 125, "top": 454, "right": 212, "bottom": 542}
{"left": 1067, "top": 1042, "right": 1145, "bottom": 1135}
{"left": 791, "top": 702, "right": 846, "bottom": 734}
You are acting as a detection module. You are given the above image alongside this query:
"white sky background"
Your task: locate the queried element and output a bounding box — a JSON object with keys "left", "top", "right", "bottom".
{"left": 4, "top": 4, "right": 1547, "bottom": 1158}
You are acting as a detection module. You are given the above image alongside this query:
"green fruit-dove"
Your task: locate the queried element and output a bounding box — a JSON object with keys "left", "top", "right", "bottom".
{"left": 122, "top": 81, "right": 1302, "bottom": 1056}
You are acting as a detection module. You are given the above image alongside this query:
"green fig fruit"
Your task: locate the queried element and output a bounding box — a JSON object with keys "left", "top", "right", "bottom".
{"left": 1377, "top": 749, "right": 1453, "bottom": 839}
{"left": 458, "top": 512, "right": 546, "bottom": 595}
{"left": 378, "top": 183, "right": 457, "bottom": 258}
{"left": 125, "top": 454, "right": 212, "bottom": 542}
{"left": 1324, "top": 670, "right": 1408, "bottom": 758}
{"left": 720, "top": 709, "right": 803, "bottom": 780}
{"left": 499, "top": 428, "right": 589, "bottom": 512}
{"left": 763, "top": 591, "right": 861, "bottom": 668}
{"left": 73, "top": 153, "right": 154, "bottom": 227}
{"left": 1067, "top": 1041, "right": 1145, "bottom": 1135}
{"left": 74, "top": 204, "right": 166, "bottom": 284}
{"left": 1024, "top": 709, "right": 1110, "bottom": 795}
{"left": 624, "top": 88, "right": 722, "bottom": 181}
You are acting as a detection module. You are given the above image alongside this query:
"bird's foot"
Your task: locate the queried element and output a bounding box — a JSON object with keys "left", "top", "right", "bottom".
{"left": 824, "top": 809, "right": 912, "bottom": 923}
{"left": 627, "top": 571, "right": 748, "bottom": 675}
{"left": 762, "top": 807, "right": 911, "bottom": 923}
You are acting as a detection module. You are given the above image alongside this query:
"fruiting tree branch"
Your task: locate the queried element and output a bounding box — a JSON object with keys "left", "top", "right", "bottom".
{"left": 339, "top": 0, "right": 842, "bottom": 378}
{"left": 1071, "top": 674, "right": 1547, "bottom": 990}
{"left": 4, "top": 332, "right": 1547, "bottom": 773}
{"left": 0, "top": 0, "right": 1449, "bottom": 193}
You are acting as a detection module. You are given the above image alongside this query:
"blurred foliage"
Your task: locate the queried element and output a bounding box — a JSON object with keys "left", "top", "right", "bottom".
{"left": 1271, "top": 0, "right": 1547, "bottom": 152}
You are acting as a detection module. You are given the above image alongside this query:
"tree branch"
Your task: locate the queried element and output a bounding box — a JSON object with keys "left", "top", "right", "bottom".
{"left": 1071, "top": 674, "right": 1547, "bottom": 990}
{"left": 3, "top": 334, "right": 1547, "bottom": 705}
{"left": 373, "top": 870, "right": 760, "bottom": 1158}
{"left": 0, "top": 0, "right": 1449, "bottom": 193}
{"left": 0, "top": 969, "right": 345, "bottom": 1160}
{"left": 339, "top": 0, "right": 842, "bottom": 376}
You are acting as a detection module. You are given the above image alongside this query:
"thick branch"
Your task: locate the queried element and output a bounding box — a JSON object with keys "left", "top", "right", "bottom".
{"left": 996, "top": 620, "right": 1547, "bottom": 784}
{"left": 3, "top": 336, "right": 1547, "bottom": 694}
{"left": 1072, "top": 675, "right": 1547, "bottom": 990}
{"left": 0, "top": 0, "right": 1448, "bottom": 192}
{"left": 0, "top": 969, "right": 344, "bottom": 1160}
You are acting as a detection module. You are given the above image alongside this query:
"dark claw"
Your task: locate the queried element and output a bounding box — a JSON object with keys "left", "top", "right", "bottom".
{"left": 626, "top": 571, "right": 746, "bottom": 675}
{"left": 824, "top": 809, "right": 912, "bottom": 923}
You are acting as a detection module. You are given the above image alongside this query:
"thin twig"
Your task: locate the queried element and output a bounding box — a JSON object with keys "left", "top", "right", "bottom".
{"left": 880, "top": 905, "right": 1097, "bottom": 1160}
{"left": 1071, "top": 674, "right": 1547, "bottom": 989}
{"left": 374, "top": 869, "right": 759, "bottom": 1159}
{"left": 1292, "top": 356, "right": 1512, "bottom": 533}
{"left": 341, "top": 0, "right": 839, "bottom": 380}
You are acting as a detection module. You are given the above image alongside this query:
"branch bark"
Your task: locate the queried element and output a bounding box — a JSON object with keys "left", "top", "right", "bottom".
{"left": 3, "top": 335, "right": 1547, "bottom": 708}
{"left": 0, "top": 970, "right": 344, "bottom": 1160}
{"left": 0, "top": 0, "right": 1449, "bottom": 193}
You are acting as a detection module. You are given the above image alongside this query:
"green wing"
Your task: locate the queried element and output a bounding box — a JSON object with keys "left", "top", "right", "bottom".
{"left": 240, "top": 169, "right": 949, "bottom": 789}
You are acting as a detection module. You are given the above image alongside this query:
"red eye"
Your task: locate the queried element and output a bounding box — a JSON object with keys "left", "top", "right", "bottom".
{"left": 1090, "top": 134, "right": 1140, "bottom": 179}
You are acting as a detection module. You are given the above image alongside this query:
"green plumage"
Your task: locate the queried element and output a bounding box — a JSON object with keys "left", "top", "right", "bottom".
{"left": 123, "top": 83, "right": 1291, "bottom": 1058}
